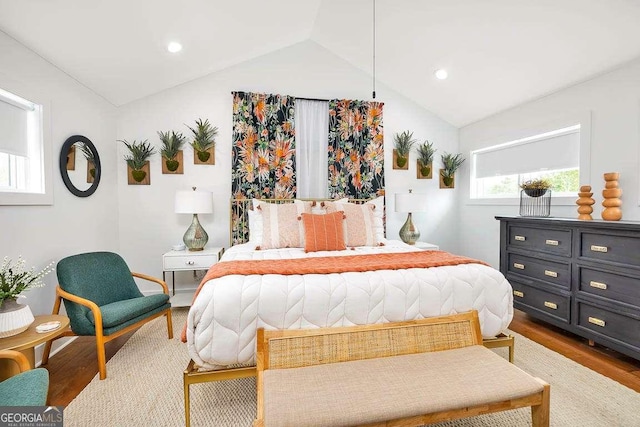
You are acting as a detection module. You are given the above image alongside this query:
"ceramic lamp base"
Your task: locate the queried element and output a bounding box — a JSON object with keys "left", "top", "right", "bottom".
{"left": 399, "top": 212, "right": 420, "bottom": 245}
{"left": 0, "top": 303, "right": 35, "bottom": 338}
{"left": 183, "top": 213, "right": 209, "bottom": 251}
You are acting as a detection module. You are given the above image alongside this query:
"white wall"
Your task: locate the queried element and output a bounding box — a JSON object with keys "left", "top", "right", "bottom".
{"left": 458, "top": 58, "right": 640, "bottom": 267}
{"left": 0, "top": 31, "right": 119, "bottom": 317}
{"left": 117, "top": 40, "right": 459, "bottom": 294}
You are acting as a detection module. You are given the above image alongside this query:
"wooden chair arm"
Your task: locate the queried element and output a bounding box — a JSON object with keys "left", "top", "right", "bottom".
{"left": 0, "top": 350, "right": 31, "bottom": 373}
{"left": 56, "top": 285, "right": 104, "bottom": 330}
{"left": 131, "top": 272, "right": 169, "bottom": 295}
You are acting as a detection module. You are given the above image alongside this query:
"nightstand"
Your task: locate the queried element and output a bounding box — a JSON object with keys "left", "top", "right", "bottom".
{"left": 413, "top": 241, "right": 439, "bottom": 250}
{"left": 162, "top": 247, "right": 224, "bottom": 307}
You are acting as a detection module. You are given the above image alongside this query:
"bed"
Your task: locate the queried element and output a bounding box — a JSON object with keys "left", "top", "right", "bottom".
{"left": 184, "top": 198, "right": 514, "bottom": 371}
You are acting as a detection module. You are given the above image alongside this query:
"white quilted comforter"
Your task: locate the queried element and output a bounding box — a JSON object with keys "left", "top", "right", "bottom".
{"left": 186, "top": 241, "right": 513, "bottom": 370}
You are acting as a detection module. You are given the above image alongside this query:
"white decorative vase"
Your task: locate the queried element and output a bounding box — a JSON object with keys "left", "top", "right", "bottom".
{"left": 0, "top": 298, "right": 35, "bottom": 338}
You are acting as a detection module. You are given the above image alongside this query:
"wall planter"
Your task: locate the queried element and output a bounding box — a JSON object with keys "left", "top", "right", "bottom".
{"left": 439, "top": 169, "right": 455, "bottom": 188}
{"left": 162, "top": 150, "right": 184, "bottom": 174}
{"left": 87, "top": 160, "right": 96, "bottom": 183}
{"left": 66, "top": 145, "right": 76, "bottom": 170}
{"left": 417, "top": 161, "right": 433, "bottom": 179}
{"left": 393, "top": 149, "right": 409, "bottom": 170}
{"left": 127, "top": 162, "right": 150, "bottom": 185}
{"left": 193, "top": 147, "right": 215, "bottom": 165}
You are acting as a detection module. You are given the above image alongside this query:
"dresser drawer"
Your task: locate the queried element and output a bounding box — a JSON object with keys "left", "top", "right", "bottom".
{"left": 163, "top": 254, "right": 218, "bottom": 270}
{"left": 580, "top": 231, "right": 640, "bottom": 269}
{"left": 576, "top": 300, "right": 640, "bottom": 350}
{"left": 507, "top": 253, "right": 570, "bottom": 289}
{"left": 508, "top": 225, "right": 571, "bottom": 257}
{"left": 577, "top": 266, "right": 640, "bottom": 308}
{"left": 511, "top": 282, "right": 570, "bottom": 323}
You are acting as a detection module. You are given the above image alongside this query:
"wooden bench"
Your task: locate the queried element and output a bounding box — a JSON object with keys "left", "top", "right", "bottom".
{"left": 254, "top": 311, "right": 549, "bottom": 427}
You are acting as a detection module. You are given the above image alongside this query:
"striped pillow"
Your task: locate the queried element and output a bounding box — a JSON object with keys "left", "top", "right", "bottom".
{"left": 256, "top": 200, "right": 311, "bottom": 249}
{"left": 301, "top": 212, "right": 346, "bottom": 252}
{"left": 324, "top": 201, "right": 378, "bottom": 247}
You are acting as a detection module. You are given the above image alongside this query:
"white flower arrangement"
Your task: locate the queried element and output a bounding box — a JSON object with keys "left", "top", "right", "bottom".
{"left": 0, "top": 256, "right": 55, "bottom": 304}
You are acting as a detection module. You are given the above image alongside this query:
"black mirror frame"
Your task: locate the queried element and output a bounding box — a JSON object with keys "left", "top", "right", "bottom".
{"left": 59, "top": 135, "right": 101, "bottom": 197}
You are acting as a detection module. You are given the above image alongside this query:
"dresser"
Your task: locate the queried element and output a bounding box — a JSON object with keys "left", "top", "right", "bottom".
{"left": 497, "top": 216, "right": 640, "bottom": 361}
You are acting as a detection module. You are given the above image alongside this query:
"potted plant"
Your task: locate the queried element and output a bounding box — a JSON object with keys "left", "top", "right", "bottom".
{"left": 0, "top": 256, "right": 54, "bottom": 337}
{"left": 186, "top": 118, "right": 218, "bottom": 164}
{"left": 416, "top": 140, "right": 436, "bottom": 178}
{"left": 440, "top": 152, "right": 465, "bottom": 188}
{"left": 121, "top": 139, "right": 155, "bottom": 183}
{"left": 520, "top": 178, "right": 552, "bottom": 197}
{"left": 78, "top": 142, "right": 96, "bottom": 181}
{"left": 158, "top": 130, "right": 186, "bottom": 173}
{"left": 393, "top": 130, "right": 416, "bottom": 169}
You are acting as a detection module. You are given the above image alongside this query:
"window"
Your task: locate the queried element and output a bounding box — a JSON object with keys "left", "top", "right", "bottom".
{"left": 470, "top": 125, "right": 581, "bottom": 199}
{"left": 0, "top": 86, "right": 51, "bottom": 205}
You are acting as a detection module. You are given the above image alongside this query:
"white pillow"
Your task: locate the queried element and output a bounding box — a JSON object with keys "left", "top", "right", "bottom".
{"left": 253, "top": 199, "right": 311, "bottom": 249}
{"left": 247, "top": 208, "right": 263, "bottom": 246}
{"left": 365, "top": 196, "right": 385, "bottom": 242}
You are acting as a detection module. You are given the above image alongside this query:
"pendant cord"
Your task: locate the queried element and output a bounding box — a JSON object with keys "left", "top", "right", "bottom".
{"left": 372, "top": 0, "right": 376, "bottom": 99}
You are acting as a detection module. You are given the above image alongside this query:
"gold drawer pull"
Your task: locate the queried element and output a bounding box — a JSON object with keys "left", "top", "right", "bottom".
{"left": 514, "top": 235, "right": 526, "bottom": 241}
{"left": 544, "top": 301, "right": 558, "bottom": 310}
{"left": 588, "top": 317, "right": 606, "bottom": 327}
{"left": 545, "top": 239, "right": 559, "bottom": 246}
{"left": 590, "top": 245, "right": 608, "bottom": 253}
{"left": 544, "top": 270, "right": 558, "bottom": 278}
{"left": 589, "top": 281, "right": 608, "bottom": 290}
{"left": 513, "top": 263, "right": 525, "bottom": 270}
{"left": 513, "top": 290, "right": 524, "bottom": 298}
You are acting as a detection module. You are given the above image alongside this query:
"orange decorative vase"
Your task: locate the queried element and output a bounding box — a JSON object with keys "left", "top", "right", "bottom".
{"left": 576, "top": 185, "right": 595, "bottom": 220}
{"left": 601, "top": 173, "right": 622, "bottom": 221}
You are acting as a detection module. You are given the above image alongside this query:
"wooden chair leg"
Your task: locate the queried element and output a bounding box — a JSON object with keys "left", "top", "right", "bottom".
{"left": 184, "top": 374, "right": 191, "bottom": 427}
{"left": 95, "top": 327, "right": 107, "bottom": 380}
{"left": 42, "top": 295, "right": 64, "bottom": 365}
{"left": 166, "top": 309, "right": 174, "bottom": 339}
{"left": 531, "top": 381, "right": 550, "bottom": 427}
{"left": 509, "top": 335, "right": 515, "bottom": 363}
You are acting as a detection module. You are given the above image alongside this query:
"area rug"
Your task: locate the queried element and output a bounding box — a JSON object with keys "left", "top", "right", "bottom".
{"left": 64, "top": 309, "right": 640, "bottom": 426}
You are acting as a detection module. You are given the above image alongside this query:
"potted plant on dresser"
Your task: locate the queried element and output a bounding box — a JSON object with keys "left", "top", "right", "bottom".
{"left": 520, "top": 178, "right": 552, "bottom": 197}
{"left": 187, "top": 118, "right": 218, "bottom": 165}
{"left": 159, "top": 131, "right": 186, "bottom": 174}
{"left": 416, "top": 140, "right": 436, "bottom": 179}
{"left": 0, "top": 257, "right": 54, "bottom": 337}
{"left": 393, "top": 130, "right": 416, "bottom": 170}
{"left": 440, "top": 152, "right": 465, "bottom": 188}
{"left": 121, "top": 139, "right": 155, "bottom": 185}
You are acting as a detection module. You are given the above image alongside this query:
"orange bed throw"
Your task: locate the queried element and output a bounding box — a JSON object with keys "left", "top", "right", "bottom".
{"left": 180, "top": 250, "right": 488, "bottom": 342}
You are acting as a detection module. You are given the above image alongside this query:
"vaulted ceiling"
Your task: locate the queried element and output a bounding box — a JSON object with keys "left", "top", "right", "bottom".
{"left": 2, "top": 0, "right": 640, "bottom": 126}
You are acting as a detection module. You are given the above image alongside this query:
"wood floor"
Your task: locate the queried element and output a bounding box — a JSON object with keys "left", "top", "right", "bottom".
{"left": 43, "top": 309, "right": 640, "bottom": 406}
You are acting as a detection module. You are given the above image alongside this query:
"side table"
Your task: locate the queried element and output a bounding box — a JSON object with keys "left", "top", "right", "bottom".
{"left": 413, "top": 241, "right": 439, "bottom": 250}
{"left": 162, "top": 247, "right": 224, "bottom": 307}
{"left": 0, "top": 314, "right": 70, "bottom": 380}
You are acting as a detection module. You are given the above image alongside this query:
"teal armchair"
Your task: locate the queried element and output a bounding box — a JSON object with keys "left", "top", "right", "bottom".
{"left": 0, "top": 350, "right": 49, "bottom": 406}
{"left": 42, "top": 252, "right": 173, "bottom": 380}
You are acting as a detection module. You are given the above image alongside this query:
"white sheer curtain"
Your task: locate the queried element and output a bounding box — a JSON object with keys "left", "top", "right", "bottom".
{"left": 295, "top": 99, "right": 329, "bottom": 198}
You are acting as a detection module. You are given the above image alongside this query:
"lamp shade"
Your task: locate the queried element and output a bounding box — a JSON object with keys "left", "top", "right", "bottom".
{"left": 175, "top": 189, "right": 213, "bottom": 214}
{"left": 395, "top": 193, "right": 428, "bottom": 213}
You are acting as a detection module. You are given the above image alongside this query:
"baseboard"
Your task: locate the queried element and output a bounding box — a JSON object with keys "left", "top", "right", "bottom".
{"left": 34, "top": 336, "right": 77, "bottom": 368}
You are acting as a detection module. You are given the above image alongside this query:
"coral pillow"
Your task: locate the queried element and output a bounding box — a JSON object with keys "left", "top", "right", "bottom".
{"left": 301, "top": 212, "right": 346, "bottom": 252}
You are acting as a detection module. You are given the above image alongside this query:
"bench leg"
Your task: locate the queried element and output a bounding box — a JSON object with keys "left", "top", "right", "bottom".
{"left": 509, "top": 336, "right": 515, "bottom": 363}
{"left": 531, "top": 382, "right": 550, "bottom": 427}
{"left": 184, "top": 377, "right": 191, "bottom": 427}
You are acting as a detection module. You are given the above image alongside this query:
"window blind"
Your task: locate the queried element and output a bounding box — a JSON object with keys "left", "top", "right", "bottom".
{"left": 474, "top": 130, "right": 579, "bottom": 178}
{"left": 0, "top": 98, "right": 29, "bottom": 157}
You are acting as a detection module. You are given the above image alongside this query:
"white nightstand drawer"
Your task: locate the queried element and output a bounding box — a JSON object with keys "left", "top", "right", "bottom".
{"left": 163, "top": 254, "right": 217, "bottom": 270}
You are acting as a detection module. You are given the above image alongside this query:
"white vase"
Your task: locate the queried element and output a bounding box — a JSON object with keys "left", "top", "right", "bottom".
{"left": 0, "top": 298, "right": 35, "bottom": 338}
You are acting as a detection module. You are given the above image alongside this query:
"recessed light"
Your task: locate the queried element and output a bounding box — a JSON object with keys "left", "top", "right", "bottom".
{"left": 167, "top": 42, "right": 182, "bottom": 53}
{"left": 434, "top": 69, "right": 448, "bottom": 80}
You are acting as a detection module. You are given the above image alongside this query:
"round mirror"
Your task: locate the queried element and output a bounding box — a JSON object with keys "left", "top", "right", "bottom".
{"left": 59, "top": 135, "right": 101, "bottom": 197}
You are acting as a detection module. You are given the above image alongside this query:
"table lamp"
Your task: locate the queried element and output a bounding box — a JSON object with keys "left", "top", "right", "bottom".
{"left": 175, "top": 187, "right": 213, "bottom": 251}
{"left": 395, "top": 189, "right": 428, "bottom": 245}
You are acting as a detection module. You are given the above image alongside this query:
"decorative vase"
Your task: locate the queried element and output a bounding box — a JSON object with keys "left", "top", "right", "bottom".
{"left": 165, "top": 158, "right": 179, "bottom": 172}
{"left": 0, "top": 298, "right": 35, "bottom": 338}
{"left": 576, "top": 185, "right": 595, "bottom": 220}
{"left": 601, "top": 172, "right": 622, "bottom": 221}
{"left": 197, "top": 150, "right": 211, "bottom": 162}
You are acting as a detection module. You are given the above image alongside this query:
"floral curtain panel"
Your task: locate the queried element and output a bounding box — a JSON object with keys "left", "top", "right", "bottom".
{"left": 328, "top": 100, "right": 384, "bottom": 199}
{"left": 231, "top": 92, "right": 296, "bottom": 243}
